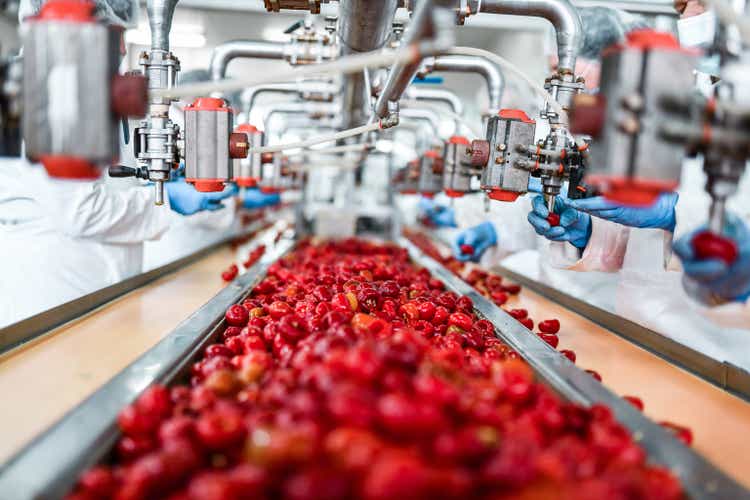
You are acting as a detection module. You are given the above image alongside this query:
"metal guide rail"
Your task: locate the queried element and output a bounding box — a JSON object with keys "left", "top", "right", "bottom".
{"left": 0, "top": 237, "right": 296, "bottom": 500}
{"left": 399, "top": 237, "right": 750, "bottom": 500}
{"left": 0, "top": 236, "right": 747, "bottom": 499}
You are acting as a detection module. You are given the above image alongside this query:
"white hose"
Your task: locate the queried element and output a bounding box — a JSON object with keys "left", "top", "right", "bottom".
{"left": 399, "top": 99, "right": 483, "bottom": 139}
{"left": 153, "top": 47, "right": 419, "bottom": 100}
{"left": 251, "top": 122, "right": 383, "bottom": 154}
{"left": 700, "top": 0, "right": 750, "bottom": 45}
{"left": 449, "top": 46, "right": 565, "bottom": 117}
{"left": 307, "top": 143, "right": 371, "bottom": 154}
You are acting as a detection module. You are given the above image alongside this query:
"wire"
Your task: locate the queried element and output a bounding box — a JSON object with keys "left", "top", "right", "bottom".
{"left": 153, "top": 46, "right": 420, "bottom": 100}
{"left": 448, "top": 46, "right": 565, "bottom": 117}
{"left": 250, "top": 122, "right": 383, "bottom": 154}
{"left": 399, "top": 99, "right": 483, "bottom": 139}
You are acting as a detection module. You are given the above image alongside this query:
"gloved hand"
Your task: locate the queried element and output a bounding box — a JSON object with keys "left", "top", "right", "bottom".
{"left": 673, "top": 214, "right": 750, "bottom": 303}
{"left": 528, "top": 195, "right": 592, "bottom": 249}
{"left": 243, "top": 188, "right": 281, "bottom": 210}
{"left": 418, "top": 197, "right": 456, "bottom": 228}
{"left": 452, "top": 222, "right": 498, "bottom": 262}
{"left": 166, "top": 178, "right": 237, "bottom": 216}
{"left": 566, "top": 193, "right": 679, "bottom": 232}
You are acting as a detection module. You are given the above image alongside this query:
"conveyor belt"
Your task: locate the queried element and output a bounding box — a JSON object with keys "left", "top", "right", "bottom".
{"left": 0, "top": 236, "right": 747, "bottom": 498}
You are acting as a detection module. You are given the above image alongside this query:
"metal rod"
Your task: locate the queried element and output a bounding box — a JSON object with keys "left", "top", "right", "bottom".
{"left": 208, "top": 40, "right": 286, "bottom": 83}
{"left": 426, "top": 54, "right": 505, "bottom": 112}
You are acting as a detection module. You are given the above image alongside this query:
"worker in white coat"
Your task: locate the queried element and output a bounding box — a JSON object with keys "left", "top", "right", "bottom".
{"left": 0, "top": 1, "right": 236, "bottom": 327}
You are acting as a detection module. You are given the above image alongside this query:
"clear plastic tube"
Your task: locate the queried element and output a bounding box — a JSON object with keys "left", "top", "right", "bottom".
{"left": 153, "top": 47, "right": 419, "bottom": 100}
{"left": 399, "top": 99, "right": 483, "bottom": 139}
{"left": 251, "top": 122, "right": 383, "bottom": 154}
{"left": 449, "top": 46, "right": 565, "bottom": 117}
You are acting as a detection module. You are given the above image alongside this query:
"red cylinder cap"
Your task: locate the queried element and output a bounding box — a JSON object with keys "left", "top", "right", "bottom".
{"left": 235, "top": 124, "right": 259, "bottom": 134}
{"left": 499, "top": 109, "right": 534, "bottom": 124}
{"left": 627, "top": 29, "right": 681, "bottom": 50}
{"left": 421, "top": 192, "right": 435, "bottom": 199}
{"left": 40, "top": 155, "right": 100, "bottom": 179}
{"left": 260, "top": 186, "right": 282, "bottom": 194}
{"left": 186, "top": 97, "right": 230, "bottom": 112}
{"left": 444, "top": 189, "right": 465, "bottom": 198}
{"left": 235, "top": 177, "right": 259, "bottom": 188}
{"left": 587, "top": 175, "right": 679, "bottom": 207}
{"left": 448, "top": 136, "right": 470, "bottom": 146}
{"left": 487, "top": 188, "right": 521, "bottom": 202}
{"left": 37, "top": 0, "right": 96, "bottom": 22}
{"left": 424, "top": 150, "right": 442, "bottom": 160}
{"left": 187, "top": 179, "right": 226, "bottom": 192}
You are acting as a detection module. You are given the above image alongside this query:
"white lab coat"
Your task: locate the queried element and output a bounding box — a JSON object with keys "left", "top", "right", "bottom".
{"left": 0, "top": 159, "right": 171, "bottom": 327}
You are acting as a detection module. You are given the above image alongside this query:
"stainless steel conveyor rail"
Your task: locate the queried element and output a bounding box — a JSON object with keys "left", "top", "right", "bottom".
{"left": 0, "top": 238, "right": 296, "bottom": 499}
{"left": 400, "top": 237, "right": 750, "bottom": 500}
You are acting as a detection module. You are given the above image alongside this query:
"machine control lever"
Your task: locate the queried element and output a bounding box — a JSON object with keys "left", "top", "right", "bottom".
{"left": 108, "top": 165, "right": 150, "bottom": 180}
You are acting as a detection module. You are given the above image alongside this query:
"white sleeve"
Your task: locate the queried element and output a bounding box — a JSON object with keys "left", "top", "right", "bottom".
{"left": 40, "top": 179, "right": 171, "bottom": 244}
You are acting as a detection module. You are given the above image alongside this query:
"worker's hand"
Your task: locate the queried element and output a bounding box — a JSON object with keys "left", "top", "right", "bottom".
{"left": 528, "top": 195, "right": 592, "bottom": 249}
{"left": 566, "top": 193, "right": 679, "bottom": 232}
{"left": 166, "top": 178, "right": 238, "bottom": 216}
{"left": 418, "top": 197, "right": 456, "bottom": 228}
{"left": 673, "top": 214, "right": 750, "bottom": 303}
{"left": 242, "top": 188, "right": 281, "bottom": 210}
{"left": 452, "top": 221, "right": 497, "bottom": 262}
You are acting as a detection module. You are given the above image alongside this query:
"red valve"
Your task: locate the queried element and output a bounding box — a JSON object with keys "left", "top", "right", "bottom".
{"left": 691, "top": 231, "right": 739, "bottom": 265}
{"left": 39, "top": 155, "right": 100, "bottom": 180}
{"left": 469, "top": 140, "right": 490, "bottom": 167}
{"left": 188, "top": 179, "right": 226, "bottom": 193}
{"left": 487, "top": 188, "right": 521, "bottom": 202}
{"left": 444, "top": 189, "right": 465, "bottom": 198}
{"left": 111, "top": 74, "right": 148, "bottom": 118}
{"left": 37, "top": 0, "right": 95, "bottom": 22}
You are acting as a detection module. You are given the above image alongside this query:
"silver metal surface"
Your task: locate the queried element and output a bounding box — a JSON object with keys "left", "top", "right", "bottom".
{"left": 147, "top": 0, "right": 178, "bottom": 53}
{"left": 208, "top": 40, "right": 286, "bottom": 83}
{"left": 481, "top": 112, "right": 536, "bottom": 196}
{"left": 22, "top": 19, "right": 119, "bottom": 164}
{"left": 0, "top": 219, "right": 271, "bottom": 355}
{"left": 184, "top": 104, "right": 233, "bottom": 184}
{"left": 400, "top": 236, "right": 750, "bottom": 499}
{"left": 0, "top": 237, "right": 295, "bottom": 500}
{"left": 442, "top": 137, "right": 477, "bottom": 194}
{"left": 479, "top": 0, "right": 583, "bottom": 74}
{"left": 423, "top": 54, "right": 505, "bottom": 113}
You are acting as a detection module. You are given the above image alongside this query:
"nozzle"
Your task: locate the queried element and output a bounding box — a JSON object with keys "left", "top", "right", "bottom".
{"left": 545, "top": 193, "right": 555, "bottom": 213}
{"left": 155, "top": 180, "right": 165, "bottom": 206}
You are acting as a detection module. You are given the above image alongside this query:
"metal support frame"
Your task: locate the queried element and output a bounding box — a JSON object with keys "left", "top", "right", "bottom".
{"left": 0, "top": 237, "right": 296, "bottom": 499}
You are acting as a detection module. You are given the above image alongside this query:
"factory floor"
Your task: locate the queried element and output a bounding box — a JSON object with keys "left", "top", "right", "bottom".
{"left": 0, "top": 242, "right": 748, "bottom": 489}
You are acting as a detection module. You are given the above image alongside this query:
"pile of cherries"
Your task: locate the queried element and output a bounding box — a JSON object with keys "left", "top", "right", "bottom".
{"left": 70, "top": 239, "right": 683, "bottom": 500}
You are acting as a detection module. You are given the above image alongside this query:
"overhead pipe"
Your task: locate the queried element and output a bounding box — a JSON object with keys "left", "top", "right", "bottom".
{"left": 208, "top": 40, "right": 286, "bottom": 83}
{"left": 373, "top": 0, "right": 456, "bottom": 121}
{"left": 337, "top": 0, "right": 400, "bottom": 128}
{"left": 421, "top": 55, "right": 505, "bottom": 113}
{"left": 478, "top": 0, "right": 583, "bottom": 75}
{"left": 400, "top": 108, "right": 442, "bottom": 138}
{"left": 262, "top": 102, "right": 341, "bottom": 132}
{"left": 405, "top": 87, "right": 464, "bottom": 117}
{"left": 241, "top": 81, "right": 340, "bottom": 118}
{"left": 147, "top": 0, "right": 178, "bottom": 53}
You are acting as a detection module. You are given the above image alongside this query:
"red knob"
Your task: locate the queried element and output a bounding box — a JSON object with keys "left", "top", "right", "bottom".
{"left": 470, "top": 140, "right": 490, "bottom": 167}
{"left": 691, "top": 231, "right": 739, "bottom": 265}
{"left": 111, "top": 73, "right": 148, "bottom": 118}
{"left": 570, "top": 94, "right": 606, "bottom": 138}
{"left": 229, "top": 132, "right": 249, "bottom": 159}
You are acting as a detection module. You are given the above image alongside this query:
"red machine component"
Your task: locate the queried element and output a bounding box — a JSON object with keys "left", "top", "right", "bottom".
{"left": 233, "top": 124, "right": 262, "bottom": 188}
{"left": 185, "top": 98, "right": 239, "bottom": 193}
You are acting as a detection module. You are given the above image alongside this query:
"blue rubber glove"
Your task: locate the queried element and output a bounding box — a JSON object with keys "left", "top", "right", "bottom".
{"left": 452, "top": 221, "right": 498, "bottom": 262}
{"left": 528, "top": 177, "right": 543, "bottom": 194}
{"left": 566, "top": 193, "right": 679, "bottom": 232}
{"left": 166, "top": 178, "right": 238, "bottom": 216}
{"left": 673, "top": 214, "right": 750, "bottom": 303}
{"left": 243, "top": 188, "right": 281, "bottom": 209}
{"left": 527, "top": 195, "right": 592, "bottom": 249}
{"left": 418, "top": 197, "right": 456, "bottom": 228}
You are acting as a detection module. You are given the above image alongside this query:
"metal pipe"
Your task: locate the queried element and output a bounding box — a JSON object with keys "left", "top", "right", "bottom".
{"left": 405, "top": 87, "right": 464, "bottom": 116}
{"left": 425, "top": 55, "right": 505, "bottom": 112}
{"left": 479, "top": 0, "right": 583, "bottom": 74}
{"left": 261, "top": 102, "right": 340, "bottom": 128}
{"left": 338, "top": 0, "right": 400, "bottom": 127}
{"left": 209, "top": 40, "right": 286, "bottom": 83}
{"left": 373, "top": 1, "right": 439, "bottom": 120}
{"left": 401, "top": 108, "right": 442, "bottom": 137}
{"left": 241, "top": 82, "right": 340, "bottom": 118}
{"left": 147, "top": 0, "right": 178, "bottom": 52}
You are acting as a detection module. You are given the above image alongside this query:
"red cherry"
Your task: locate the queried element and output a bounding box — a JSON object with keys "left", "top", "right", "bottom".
{"left": 547, "top": 213, "right": 561, "bottom": 227}
{"left": 623, "top": 396, "right": 644, "bottom": 412}
{"left": 560, "top": 349, "right": 576, "bottom": 363}
{"left": 448, "top": 312, "right": 473, "bottom": 331}
{"left": 460, "top": 244, "right": 474, "bottom": 255}
{"left": 195, "top": 410, "right": 247, "bottom": 451}
{"left": 118, "top": 405, "right": 159, "bottom": 437}
{"left": 204, "top": 344, "right": 234, "bottom": 359}
{"left": 538, "top": 319, "right": 560, "bottom": 334}
{"left": 585, "top": 369, "right": 602, "bottom": 382}
{"left": 519, "top": 318, "right": 534, "bottom": 330}
{"left": 221, "top": 264, "right": 239, "bottom": 282}
{"left": 225, "top": 304, "right": 249, "bottom": 327}
{"left": 508, "top": 308, "right": 528, "bottom": 320}
{"left": 78, "top": 467, "right": 117, "bottom": 497}
{"left": 659, "top": 421, "right": 693, "bottom": 446}
{"left": 691, "top": 231, "right": 739, "bottom": 265}
{"left": 538, "top": 332, "right": 559, "bottom": 348}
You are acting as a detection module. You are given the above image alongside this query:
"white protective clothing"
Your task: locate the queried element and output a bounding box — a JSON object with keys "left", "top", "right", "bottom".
{"left": 0, "top": 159, "right": 171, "bottom": 327}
